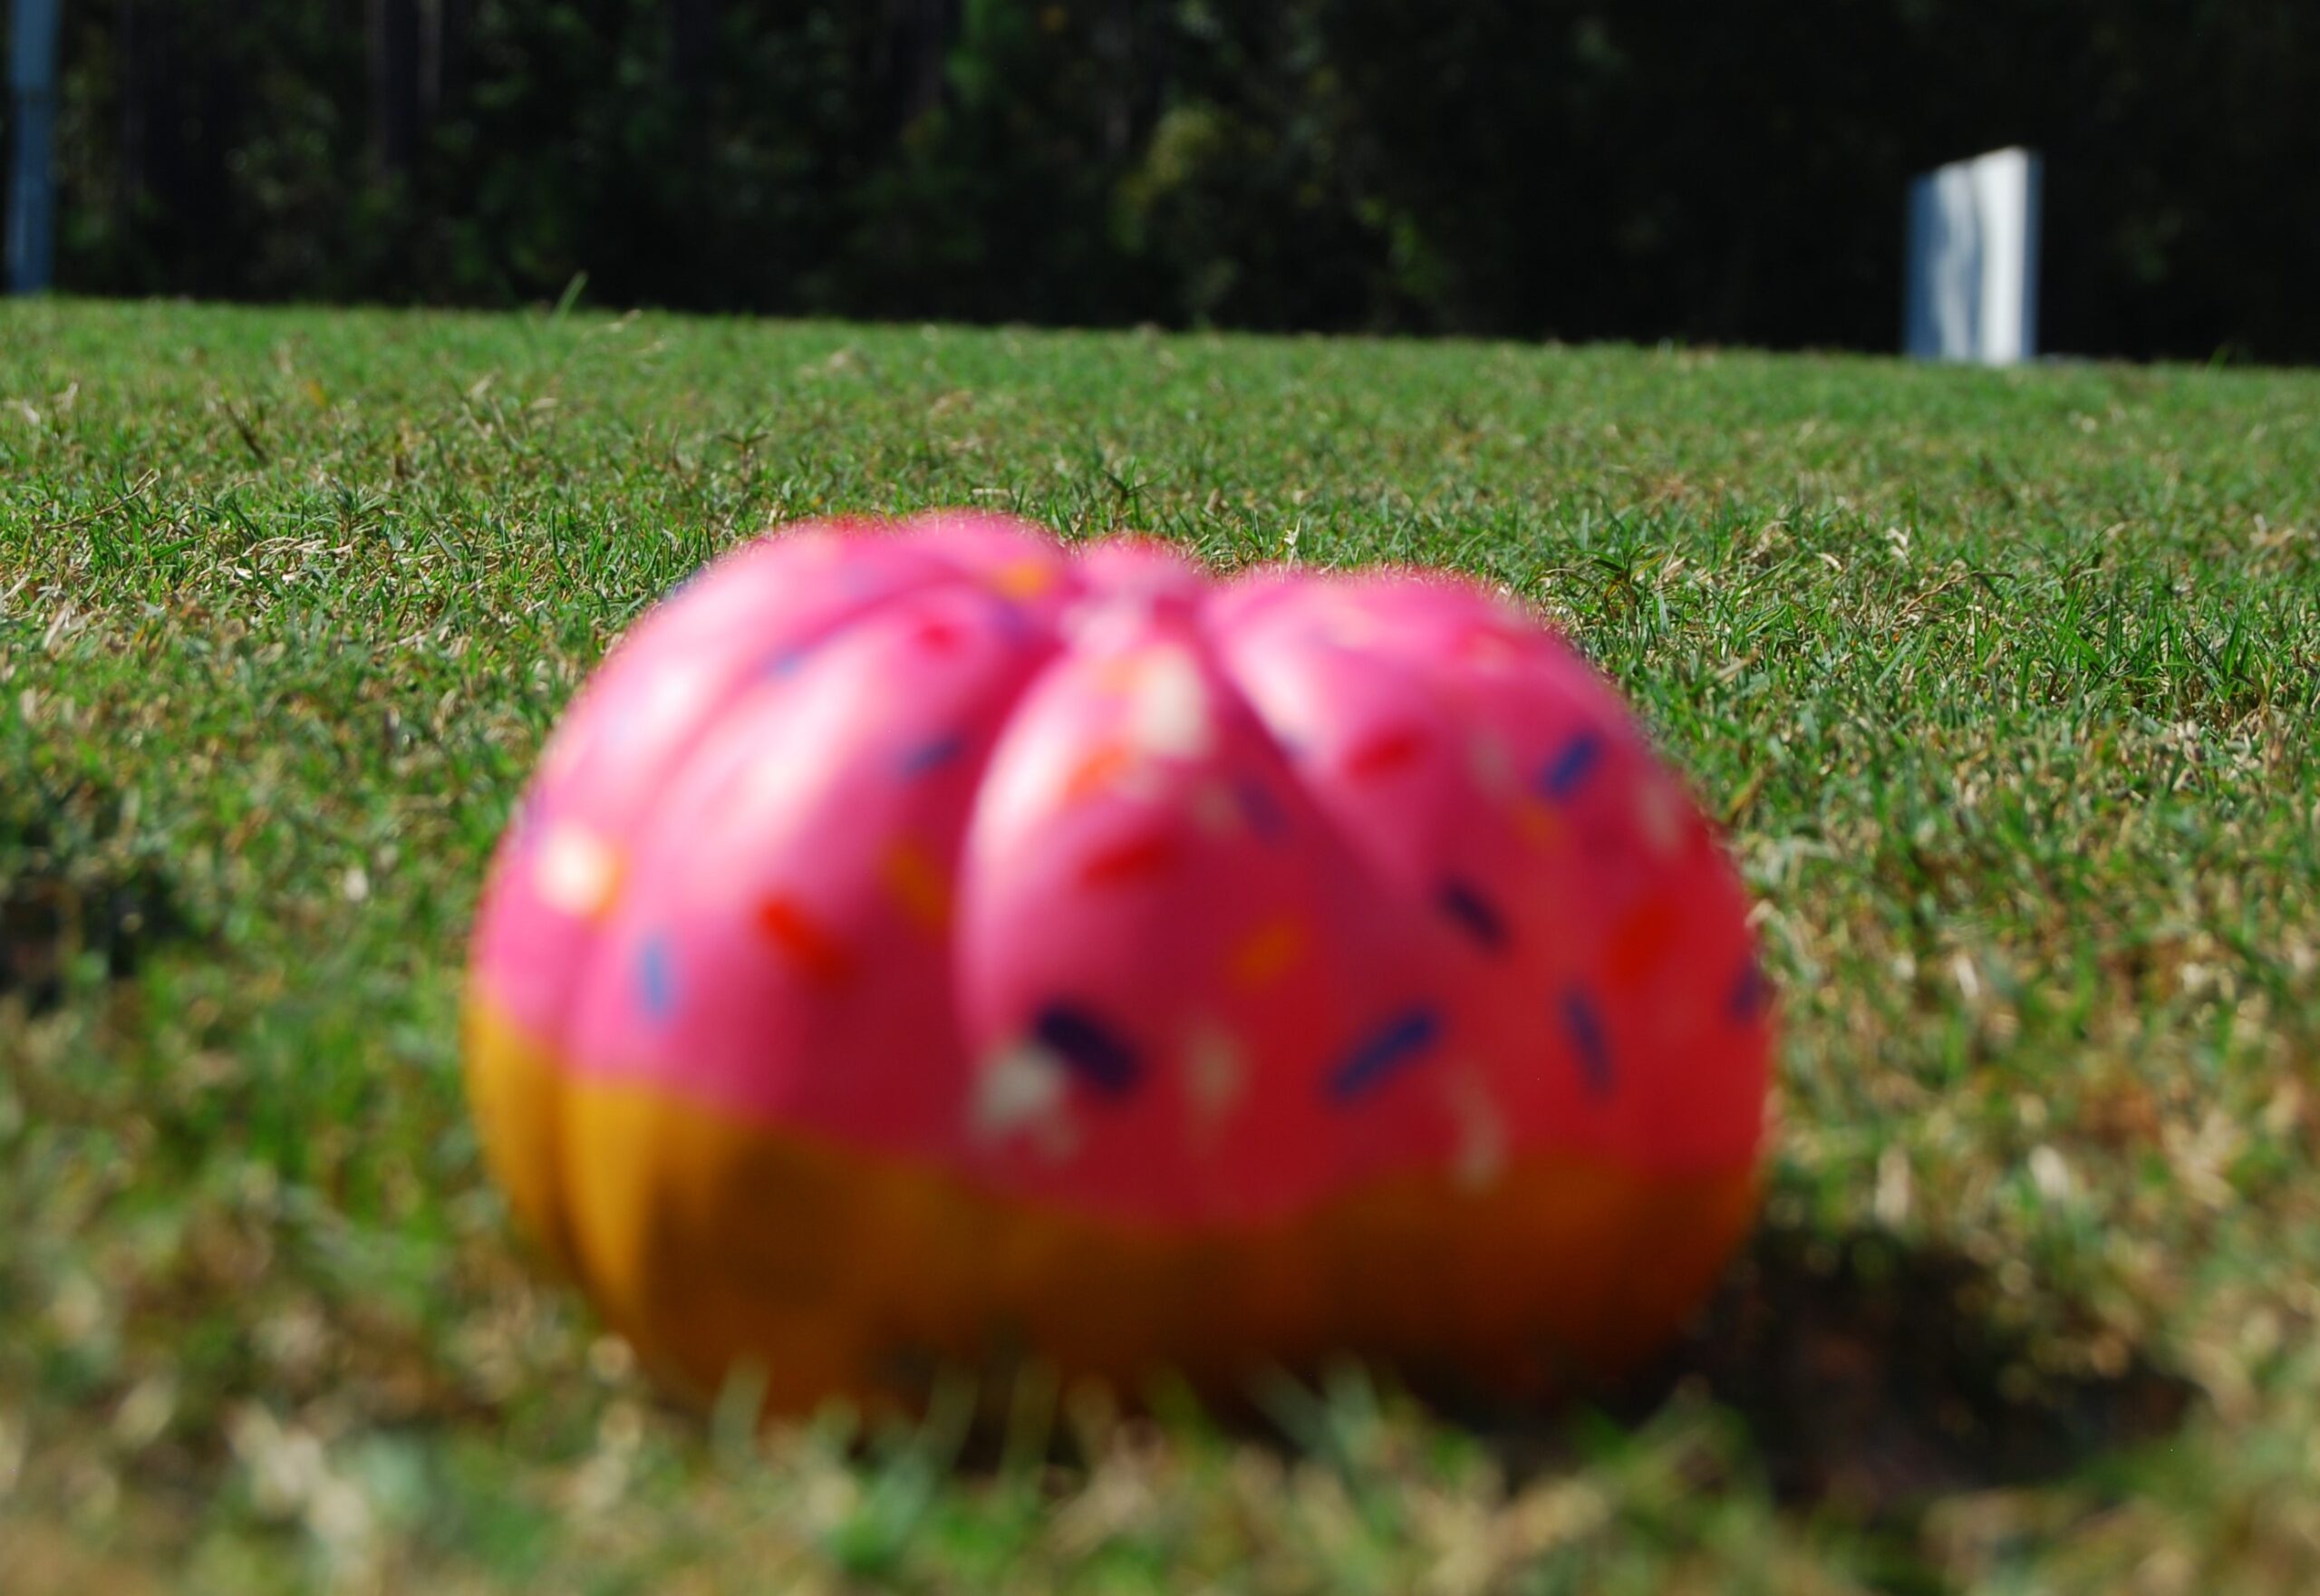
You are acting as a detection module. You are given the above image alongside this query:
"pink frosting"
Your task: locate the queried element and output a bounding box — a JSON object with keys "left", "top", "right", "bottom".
{"left": 469, "top": 514, "right": 1771, "bottom": 1227}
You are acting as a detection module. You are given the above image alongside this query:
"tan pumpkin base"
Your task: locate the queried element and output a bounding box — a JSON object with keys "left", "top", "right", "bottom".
{"left": 467, "top": 1000, "right": 1761, "bottom": 1416}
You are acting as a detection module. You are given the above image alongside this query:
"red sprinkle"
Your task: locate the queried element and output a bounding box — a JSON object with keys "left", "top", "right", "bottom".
{"left": 1079, "top": 832, "right": 1179, "bottom": 886}
{"left": 1346, "top": 726, "right": 1427, "bottom": 778}
{"left": 756, "top": 896, "right": 856, "bottom": 988}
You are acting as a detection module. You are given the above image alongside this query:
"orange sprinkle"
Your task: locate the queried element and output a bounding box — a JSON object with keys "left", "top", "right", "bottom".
{"left": 881, "top": 843, "right": 952, "bottom": 932}
{"left": 991, "top": 558, "right": 1056, "bottom": 601}
{"left": 1063, "top": 744, "right": 1133, "bottom": 802}
{"left": 1515, "top": 799, "right": 1563, "bottom": 847}
{"left": 756, "top": 896, "right": 856, "bottom": 987}
{"left": 1606, "top": 897, "right": 1681, "bottom": 986}
{"left": 1079, "top": 832, "right": 1178, "bottom": 887}
{"left": 1231, "top": 918, "right": 1308, "bottom": 990}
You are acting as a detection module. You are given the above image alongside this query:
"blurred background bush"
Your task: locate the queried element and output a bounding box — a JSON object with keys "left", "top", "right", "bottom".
{"left": 10, "top": 0, "right": 2316, "bottom": 360}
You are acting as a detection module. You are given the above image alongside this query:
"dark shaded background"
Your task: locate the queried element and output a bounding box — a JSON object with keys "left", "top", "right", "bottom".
{"left": 8, "top": 0, "right": 2317, "bottom": 361}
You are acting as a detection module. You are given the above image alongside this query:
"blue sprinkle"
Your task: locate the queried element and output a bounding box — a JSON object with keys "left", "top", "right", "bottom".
{"left": 637, "top": 934, "right": 679, "bottom": 1022}
{"left": 1236, "top": 778, "right": 1289, "bottom": 841}
{"left": 1325, "top": 1008, "right": 1444, "bottom": 1102}
{"left": 900, "top": 733, "right": 967, "bottom": 777}
{"left": 1561, "top": 989, "right": 1614, "bottom": 1097}
{"left": 1729, "top": 961, "right": 1771, "bottom": 1022}
{"left": 1436, "top": 879, "right": 1509, "bottom": 950}
{"left": 760, "top": 643, "right": 814, "bottom": 677}
{"left": 1538, "top": 730, "right": 1607, "bottom": 800}
{"left": 1032, "top": 1004, "right": 1142, "bottom": 1098}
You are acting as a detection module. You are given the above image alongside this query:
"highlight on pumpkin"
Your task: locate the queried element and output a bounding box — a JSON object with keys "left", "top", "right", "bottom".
{"left": 463, "top": 511, "right": 1774, "bottom": 1414}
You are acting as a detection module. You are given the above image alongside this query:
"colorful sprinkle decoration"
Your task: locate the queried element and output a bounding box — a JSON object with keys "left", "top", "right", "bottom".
{"left": 635, "top": 933, "right": 680, "bottom": 1022}
{"left": 1539, "top": 730, "right": 1606, "bottom": 800}
{"left": 1436, "top": 878, "right": 1511, "bottom": 951}
{"left": 899, "top": 732, "right": 968, "bottom": 776}
{"left": 1560, "top": 988, "right": 1614, "bottom": 1097}
{"left": 757, "top": 895, "right": 856, "bottom": 988}
{"left": 1032, "top": 1003, "right": 1144, "bottom": 1098}
{"left": 1326, "top": 1007, "right": 1445, "bottom": 1102}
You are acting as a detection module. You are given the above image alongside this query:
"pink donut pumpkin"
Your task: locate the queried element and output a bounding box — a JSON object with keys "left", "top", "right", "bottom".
{"left": 465, "top": 512, "right": 1772, "bottom": 1413}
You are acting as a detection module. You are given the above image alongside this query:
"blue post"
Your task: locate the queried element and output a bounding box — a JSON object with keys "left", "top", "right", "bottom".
{"left": 7, "top": 0, "right": 65, "bottom": 295}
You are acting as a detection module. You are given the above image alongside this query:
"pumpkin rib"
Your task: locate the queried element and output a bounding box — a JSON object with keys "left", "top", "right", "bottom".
{"left": 1203, "top": 567, "right": 1772, "bottom": 1175}
{"left": 516, "top": 592, "right": 875, "bottom": 1309}
{"left": 488, "top": 529, "right": 1072, "bottom": 1310}
{"left": 516, "top": 541, "right": 981, "bottom": 1070}
{"left": 948, "top": 575, "right": 1466, "bottom": 1224}
{"left": 531, "top": 541, "right": 1042, "bottom": 1060}
{"left": 1184, "top": 586, "right": 1514, "bottom": 1196}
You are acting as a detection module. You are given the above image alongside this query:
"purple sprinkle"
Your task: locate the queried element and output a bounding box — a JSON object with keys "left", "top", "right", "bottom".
{"left": 985, "top": 595, "right": 1035, "bottom": 645}
{"left": 1325, "top": 1008, "right": 1444, "bottom": 1102}
{"left": 1539, "top": 730, "right": 1607, "bottom": 800}
{"left": 1236, "top": 778, "right": 1289, "bottom": 841}
{"left": 1561, "top": 989, "right": 1613, "bottom": 1097}
{"left": 1729, "top": 961, "right": 1771, "bottom": 1021}
{"left": 1032, "top": 1003, "right": 1142, "bottom": 1098}
{"left": 900, "top": 733, "right": 967, "bottom": 777}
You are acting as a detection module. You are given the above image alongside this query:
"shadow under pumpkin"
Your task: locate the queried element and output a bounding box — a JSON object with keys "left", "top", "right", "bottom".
{"left": 1423, "top": 1223, "right": 2198, "bottom": 1519}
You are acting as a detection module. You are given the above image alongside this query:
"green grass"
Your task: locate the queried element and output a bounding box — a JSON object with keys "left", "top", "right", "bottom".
{"left": 3, "top": 298, "right": 2317, "bottom": 1593}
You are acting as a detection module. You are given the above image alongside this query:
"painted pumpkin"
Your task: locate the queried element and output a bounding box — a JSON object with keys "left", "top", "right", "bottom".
{"left": 465, "top": 511, "right": 1772, "bottom": 1413}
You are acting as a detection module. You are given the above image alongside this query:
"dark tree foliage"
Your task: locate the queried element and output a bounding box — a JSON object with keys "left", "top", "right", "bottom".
{"left": 14, "top": 0, "right": 2318, "bottom": 360}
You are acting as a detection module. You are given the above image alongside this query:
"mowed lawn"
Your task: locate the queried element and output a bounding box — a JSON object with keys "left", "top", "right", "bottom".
{"left": 3, "top": 299, "right": 2315, "bottom": 1593}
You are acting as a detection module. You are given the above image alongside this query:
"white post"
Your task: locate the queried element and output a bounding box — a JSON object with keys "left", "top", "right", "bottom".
{"left": 1904, "top": 146, "right": 2043, "bottom": 365}
{"left": 6, "top": 0, "right": 64, "bottom": 295}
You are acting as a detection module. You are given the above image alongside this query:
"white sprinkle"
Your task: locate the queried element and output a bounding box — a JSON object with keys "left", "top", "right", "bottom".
{"left": 1446, "top": 1069, "right": 1509, "bottom": 1192}
{"left": 534, "top": 824, "right": 621, "bottom": 918}
{"left": 1185, "top": 1023, "right": 1247, "bottom": 1129}
{"left": 1131, "top": 645, "right": 1214, "bottom": 759}
{"left": 972, "top": 1043, "right": 1077, "bottom": 1160}
{"left": 1637, "top": 777, "right": 1687, "bottom": 858}
{"left": 1467, "top": 731, "right": 1514, "bottom": 796}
